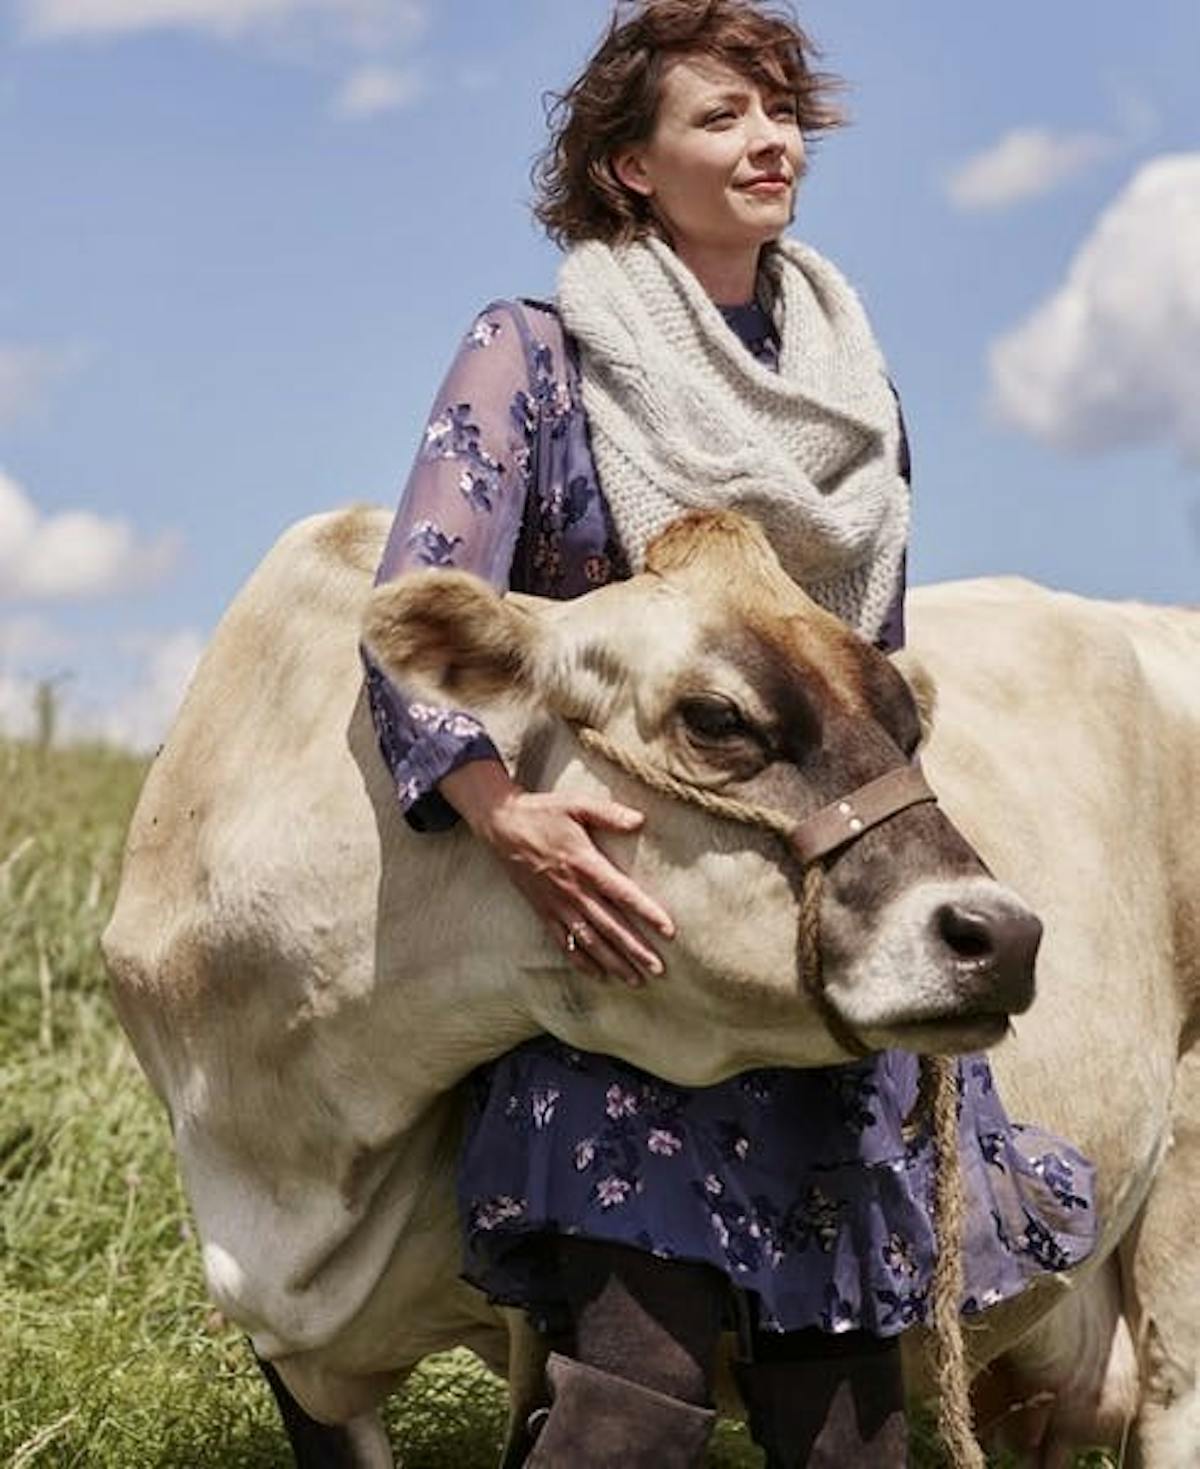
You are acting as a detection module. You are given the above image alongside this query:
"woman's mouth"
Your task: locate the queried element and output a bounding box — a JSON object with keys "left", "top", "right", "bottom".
{"left": 740, "top": 179, "right": 790, "bottom": 195}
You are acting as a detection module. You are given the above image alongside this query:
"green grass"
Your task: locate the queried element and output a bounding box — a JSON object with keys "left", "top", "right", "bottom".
{"left": 0, "top": 737, "right": 1118, "bottom": 1468}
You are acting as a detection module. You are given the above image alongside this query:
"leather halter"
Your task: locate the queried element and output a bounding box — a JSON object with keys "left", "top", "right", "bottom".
{"left": 786, "top": 764, "right": 938, "bottom": 864}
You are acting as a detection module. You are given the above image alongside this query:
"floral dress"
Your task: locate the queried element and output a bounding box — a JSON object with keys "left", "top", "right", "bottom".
{"left": 367, "top": 297, "right": 1097, "bottom": 1337}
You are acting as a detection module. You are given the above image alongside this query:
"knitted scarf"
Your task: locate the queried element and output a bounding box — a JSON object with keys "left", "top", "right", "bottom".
{"left": 556, "top": 234, "right": 909, "bottom": 640}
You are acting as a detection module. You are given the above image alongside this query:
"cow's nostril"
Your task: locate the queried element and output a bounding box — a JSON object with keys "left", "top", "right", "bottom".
{"left": 936, "top": 903, "right": 996, "bottom": 961}
{"left": 933, "top": 900, "right": 1043, "bottom": 1015}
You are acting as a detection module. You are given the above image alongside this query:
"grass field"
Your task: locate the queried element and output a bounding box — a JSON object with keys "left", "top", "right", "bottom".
{"left": 0, "top": 737, "right": 1116, "bottom": 1468}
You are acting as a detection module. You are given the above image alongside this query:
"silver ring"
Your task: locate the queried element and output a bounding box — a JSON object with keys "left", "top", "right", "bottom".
{"left": 565, "top": 920, "right": 591, "bottom": 955}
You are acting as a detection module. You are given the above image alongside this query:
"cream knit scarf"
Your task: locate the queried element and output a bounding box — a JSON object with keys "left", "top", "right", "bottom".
{"left": 556, "top": 234, "right": 909, "bottom": 640}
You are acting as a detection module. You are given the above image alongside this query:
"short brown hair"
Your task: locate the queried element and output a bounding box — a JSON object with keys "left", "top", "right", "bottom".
{"left": 532, "top": 0, "right": 845, "bottom": 248}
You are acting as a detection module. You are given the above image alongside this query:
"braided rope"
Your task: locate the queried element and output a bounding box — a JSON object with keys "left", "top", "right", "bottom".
{"left": 798, "top": 863, "right": 824, "bottom": 1008}
{"left": 575, "top": 725, "right": 797, "bottom": 839}
{"left": 929, "top": 1055, "right": 986, "bottom": 1467}
{"left": 573, "top": 723, "right": 983, "bottom": 1464}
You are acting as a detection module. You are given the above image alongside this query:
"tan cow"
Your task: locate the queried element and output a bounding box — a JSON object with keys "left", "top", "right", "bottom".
{"left": 103, "top": 508, "right": 1199, "bottom": 1466}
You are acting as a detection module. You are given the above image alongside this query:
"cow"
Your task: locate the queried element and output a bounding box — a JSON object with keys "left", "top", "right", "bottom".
{"left": 102, "top": 506, "right": 1199, "bottom": 1466}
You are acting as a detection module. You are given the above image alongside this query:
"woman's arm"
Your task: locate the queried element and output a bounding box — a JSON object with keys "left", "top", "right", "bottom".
{"left": 365, "top": 302, "right": 536, "bottom": 830}
{"left": 368, "top": 304, "right": 672, "bottom": 981}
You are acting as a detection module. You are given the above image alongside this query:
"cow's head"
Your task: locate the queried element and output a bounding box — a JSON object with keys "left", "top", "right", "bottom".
{"left": 363, "top": 511, "right": 1040, "bottom": 1080}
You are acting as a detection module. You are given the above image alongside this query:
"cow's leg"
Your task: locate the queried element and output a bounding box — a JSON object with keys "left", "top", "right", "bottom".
{"left": 498, "top": 1307, "right": 551, "bottom": 1469}
{"left": 973, "top": 1258, "right": 1137, "bottom": 1466}
{"left": 1126, "top": 1049, "right": 1200, "bottom": 1466}
{"left": 255, "top": 1353, "right": 394, "bottom": 1469}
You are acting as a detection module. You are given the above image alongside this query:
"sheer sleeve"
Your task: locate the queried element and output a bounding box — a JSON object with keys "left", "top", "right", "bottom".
{"left": 365, "top": 302, "right": 537, "bottom": 832}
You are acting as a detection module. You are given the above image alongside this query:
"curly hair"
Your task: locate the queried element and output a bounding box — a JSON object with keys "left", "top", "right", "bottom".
{"left": 532, "top": 0, "right": 845, "bottom": 248}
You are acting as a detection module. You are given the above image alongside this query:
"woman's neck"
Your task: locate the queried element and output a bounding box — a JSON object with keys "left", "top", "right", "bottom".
{"left": 671, "top": 240, "right": 763, "bottom": 307}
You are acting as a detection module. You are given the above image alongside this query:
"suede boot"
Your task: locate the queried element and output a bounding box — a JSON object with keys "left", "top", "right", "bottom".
{"left": 523, "top": 1352, "right": 715, "bottom": 1468}
{"left": 733, "top": 1349, "right": 909, "bottom": 1468}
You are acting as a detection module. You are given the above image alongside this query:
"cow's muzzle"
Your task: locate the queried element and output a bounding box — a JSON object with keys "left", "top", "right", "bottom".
{"left": 934, "top": 898, "right": 1042, "bottom": 1017}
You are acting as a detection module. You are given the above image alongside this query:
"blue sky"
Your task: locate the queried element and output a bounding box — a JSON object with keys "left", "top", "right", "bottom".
{"left": 1, "top": 0, "right": 1197, "bottom": 746}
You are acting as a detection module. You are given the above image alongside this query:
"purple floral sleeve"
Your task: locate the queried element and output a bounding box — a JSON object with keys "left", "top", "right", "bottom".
{"left": 366, "top": 303, "right": 536, "bottom": 832}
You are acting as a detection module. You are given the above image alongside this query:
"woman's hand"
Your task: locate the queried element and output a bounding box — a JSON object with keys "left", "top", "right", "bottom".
{"left": 440, "top": 760, "right": 675, "bottom": 986}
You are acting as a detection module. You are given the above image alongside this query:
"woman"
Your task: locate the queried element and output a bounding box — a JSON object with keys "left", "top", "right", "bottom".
{"left": 367, "top": 3, "right": 1096, "bottom": 1464}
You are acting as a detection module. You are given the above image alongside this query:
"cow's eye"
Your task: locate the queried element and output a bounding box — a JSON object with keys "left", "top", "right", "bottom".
{"left": 679, "top": 696, "right": 750, "bottom": 742}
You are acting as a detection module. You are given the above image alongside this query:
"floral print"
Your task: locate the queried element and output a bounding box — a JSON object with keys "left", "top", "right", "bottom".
{"left": 406, "top": 703, "right": 486, "bottom": 742}
{"left": 467, "top": 316, "right": 502, "bottom": 350}
{"left": 458, "top": 1038, "right": 1096, "bottom": 1336}
{"left": 405, "top": 520, "right": 463, "bottom": 568}
{"left": 369, "top": 294, "right": 1098, "bottom": 1335}
{"left": 1033, "top": 1151, "right": 1090, "bottom": 1211}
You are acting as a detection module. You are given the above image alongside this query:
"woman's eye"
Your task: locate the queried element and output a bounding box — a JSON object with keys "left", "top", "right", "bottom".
{"left": 680, "top": 698, "right": 749, "bottom": 741}
{"left": 703, "top": 110, "right": 735, "bottom": 126}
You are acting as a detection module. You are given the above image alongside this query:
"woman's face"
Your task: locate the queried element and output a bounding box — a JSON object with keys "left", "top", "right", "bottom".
{"left": 613, "top": 54, "right": 806, "bottom": 258}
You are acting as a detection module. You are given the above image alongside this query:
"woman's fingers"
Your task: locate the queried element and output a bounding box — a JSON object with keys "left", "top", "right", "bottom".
{"left": 560, "top": 912, "right": 645, "bottom": 987}
{"left": 577, "top": 847, "right": 676, "bottom": 941}
{"left": 570, "top": 802, "right": 676, "bottom": 939}
{"left": 559, "top": 920, "right": 608, "bottom": 981}
{"left": 551, "top": 912, "right": 633, "bottom": 985}
{"left": 568, "top": 895, "right": 660, "bottom": 985}
{"left": 570, "top": 796, "right": 645, "bottom": 834}
{"left": 483, "top": 787, "right": 674, "bottom": 983}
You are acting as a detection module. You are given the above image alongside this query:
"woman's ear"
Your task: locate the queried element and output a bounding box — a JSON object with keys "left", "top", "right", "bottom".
{"left": 610, "top": 146, "right": 654, "bottom": 199}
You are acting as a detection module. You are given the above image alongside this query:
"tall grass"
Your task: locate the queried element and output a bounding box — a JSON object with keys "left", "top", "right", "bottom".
{"left": 0, "top": 737, "right": 1114, "bottom": 1467}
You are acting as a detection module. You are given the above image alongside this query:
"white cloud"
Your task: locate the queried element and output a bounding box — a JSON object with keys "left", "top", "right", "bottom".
{"left": 0, "top": 345, "right": 85, "bottom": 428}
{"left": 0, "top": 468, "right": 179, "bottom": 601}
{"left": 989, "top": 153, "right": 1200, "bottom": 461}
{"left": 947, "top": 127, "right": 1115, "bottom": 212}
{"left": 17, "top": 0, "right": 427, "bottom": 50}
{"left": 332, "top": 62, "right": 424, "bottom": 118}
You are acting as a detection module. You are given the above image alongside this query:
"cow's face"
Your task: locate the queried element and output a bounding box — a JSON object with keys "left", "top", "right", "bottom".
{"left": 364, "top": 511, "right": 1040, "bottom": 1077}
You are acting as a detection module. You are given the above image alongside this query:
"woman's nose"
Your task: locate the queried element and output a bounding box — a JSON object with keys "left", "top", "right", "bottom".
{"left": 748, "top": 114, "right": 791, "bottom": 159}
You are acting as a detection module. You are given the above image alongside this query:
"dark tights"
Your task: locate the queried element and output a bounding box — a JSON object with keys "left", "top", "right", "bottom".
{"left": 552, "top": 1236, "right": 901, "bottom": 1393}
{"left": 554, "top": 1237, "right": 726, "bottom": 1405}
{"left": 547, "top": 1239, "right": 908, "bottom": 1466}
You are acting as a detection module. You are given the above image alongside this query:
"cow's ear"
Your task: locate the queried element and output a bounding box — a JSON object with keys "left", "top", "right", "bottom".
{"left": 362, "top": 571, "right": 544, "bottom": 704}
{"left": 890, "top": 649, "right": 938, "bottom": 746}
